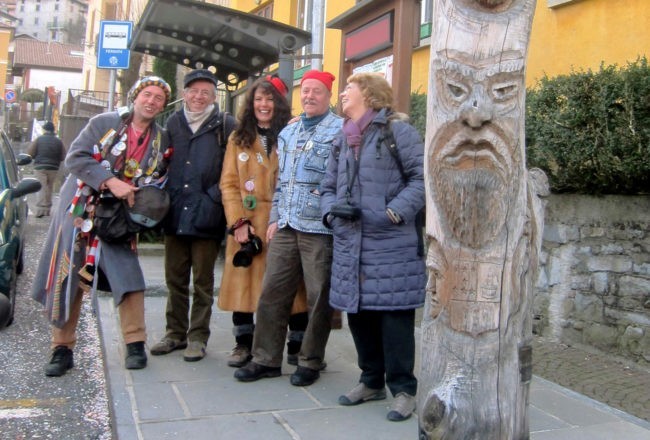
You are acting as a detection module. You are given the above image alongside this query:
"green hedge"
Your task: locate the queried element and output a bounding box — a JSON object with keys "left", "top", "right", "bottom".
{"left": 526, "top": 57, "right": 650, "bottom": 194}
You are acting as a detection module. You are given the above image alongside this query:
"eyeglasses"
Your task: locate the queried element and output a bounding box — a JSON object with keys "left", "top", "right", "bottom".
{"left": 185, "top": 88, "right": 213, "bottom": 98}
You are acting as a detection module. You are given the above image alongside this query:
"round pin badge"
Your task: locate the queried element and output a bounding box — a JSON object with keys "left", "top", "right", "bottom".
{"left": 243, "top": 195, "right": 257, "bottom": 210}
{"left": 121, "top": 133, "right": 128, "bottom": 142}
{"left": 244, "top": 180, "right": 255, "bottom": 192}
{"left": 85, "top": 204, "right": 95, "bottom": 214}
{"left": 73, "top": 217, "right": 84, "bottom": 229}
{"left": 115, "top": 141, "right": 127, "bottom": 152}
{"left": 81, "top": 219, "right": 94, "bottom": 233}
{"left": 81, "top": 186, "right": 93, "bottom": 196}
{"left": 238, "top": 152, "right": 249, "bottom": 162}
{"left": 100, "top": 160, "right": 111, "bottom": 169}
{"left": 111, "top": 146, "right": 121, "bottom": 156}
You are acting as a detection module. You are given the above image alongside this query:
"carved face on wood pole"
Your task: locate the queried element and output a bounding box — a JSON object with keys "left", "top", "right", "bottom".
{"left": 427, "top": 0, "right": 535, "bottom": 251}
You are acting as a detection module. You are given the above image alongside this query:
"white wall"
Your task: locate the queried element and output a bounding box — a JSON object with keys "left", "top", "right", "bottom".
{"left": 27, "top": 68, "right": 83, "bottom": 108}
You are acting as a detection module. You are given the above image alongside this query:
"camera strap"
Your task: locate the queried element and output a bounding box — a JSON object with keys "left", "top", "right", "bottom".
{"left": 344, "top": 142, "right": 360, "bottom": 203}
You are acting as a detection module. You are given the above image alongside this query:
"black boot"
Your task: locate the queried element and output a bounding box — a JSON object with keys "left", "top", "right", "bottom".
{"left": 125, "top": 341, "right": 147, "bottom": 370}
{"left": 45, "top": 345, "right": 74, "bottom": 377}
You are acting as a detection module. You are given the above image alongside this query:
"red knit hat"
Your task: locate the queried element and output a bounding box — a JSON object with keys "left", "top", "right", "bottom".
{"left": 301, "top": 70, "right": 335, "bottom": 91}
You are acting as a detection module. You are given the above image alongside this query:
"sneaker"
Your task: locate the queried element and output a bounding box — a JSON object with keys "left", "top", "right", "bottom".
{"left": 150, "top": 337, "right": 187, "bottom": 355}
{"left": 386, "top": 392, "right": 416, "bottom": 422}
{"left": 338, "top": 383, "right": 387, "bottom": 406}
{"left": 44, "top": 345, "right": 74, "bottom": 377}
{"left": 234, "top": 361, "right": 281, "bottom": 382}
{"left": 183, "top": 340, "right": 206, "bottom": 362}
{"left": 290, "top": 366, "right": 320, "bottom": 386}
{"left": 125, "top": 342, "right": 147, "bottom": 369}
{"left": 227, "top": 344, "right": 252, "bottom": 368}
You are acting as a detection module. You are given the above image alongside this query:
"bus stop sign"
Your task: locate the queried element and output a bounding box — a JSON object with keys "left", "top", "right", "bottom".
{"left": 97, "top": 21, "right": 132, "bottom": 69}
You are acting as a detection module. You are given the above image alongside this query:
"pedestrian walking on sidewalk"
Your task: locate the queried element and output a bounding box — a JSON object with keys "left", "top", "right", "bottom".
{"left": 150, "top": 69, "right": 235, "bottom": 362}
{"left": 234, "top": 70, "right": 342, "bottom": 386}
{"left": 218, "top": 75, "right": 309, "bottom": 368}
{"left": 321, "top": 73, "right": 426, "bottom": 421}
{"left": 32, "top": 76, "right": 172, "bottom": 376}
{"left": 26, "top": 121, "right": 65, "bottom": 217}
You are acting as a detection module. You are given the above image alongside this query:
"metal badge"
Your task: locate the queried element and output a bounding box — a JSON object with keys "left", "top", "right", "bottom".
{"left": 238, "top": 152, "right": 249, "bottom": 162}
{"left": 73, "top": 217, "right": 84, "bottom": 229}
{"left": 81, "top": 186, "right": 93, "bottom": 196}
{"left": 115, "top": 141, "right": 127, "bottom": 152}
{"left": 81, "top": 218, "right": 94, "bottom": 233}
{"left": 304, "top": 140, "right": 314, "bottom": 151}
{"left": 243, "top": 195, "right": 257, "bottom": 210}
{"left": 124, "top": 159, "right": 139, "bottom": 178}
{"left": 120, "top": 133, "right": 128, "bottom": 142}
{"left": 85, "top": 203, "right": 95, "bottom": 214}
{"left": 244, "top": 180, "right": 255, "bottom": 192}
{"left": 111, "top": 146, "right": 122, "bottom": 156}
{"left": 100, "top": 160, "right": 111, "bottom": 169}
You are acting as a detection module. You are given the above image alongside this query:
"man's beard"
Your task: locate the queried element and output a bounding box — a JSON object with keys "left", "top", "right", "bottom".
{"left": 433, "top": 167, "right": 508, "bottom": 249}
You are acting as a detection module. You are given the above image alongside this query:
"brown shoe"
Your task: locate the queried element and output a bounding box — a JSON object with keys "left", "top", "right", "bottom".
{"left": 183, "top": 340, "right": 206, "bottom": 362}
{"left": 150, "top": 337, "right": 187, "bottom": 356}
{"left": 227, "top": 344, "right": 252, "bottom": 368}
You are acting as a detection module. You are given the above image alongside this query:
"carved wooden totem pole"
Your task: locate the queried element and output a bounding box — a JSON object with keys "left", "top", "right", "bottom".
{"left": 419, "top": 0, "right": 548, "bottom": 439}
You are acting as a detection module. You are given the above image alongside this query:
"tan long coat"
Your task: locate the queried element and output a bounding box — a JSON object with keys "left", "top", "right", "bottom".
{"left": 218, "top": 135, "right": 307, "bottom": 313}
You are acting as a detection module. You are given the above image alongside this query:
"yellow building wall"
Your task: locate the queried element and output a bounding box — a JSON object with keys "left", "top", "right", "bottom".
{"left": 231, "top": 0, "right": 354, "bottom": 113}
{"left": 0, "top": 29, "right": 11, "bottom": 96}
{"left": 527, "top": 0, "right": 650, "bottom": 86}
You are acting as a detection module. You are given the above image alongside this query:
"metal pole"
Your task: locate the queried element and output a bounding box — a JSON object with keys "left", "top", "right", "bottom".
{"left": 108, "top": 70, "right": 117, "bottom": 112}
{"left": 278, "top": 54, "right": 293, "bottom": 102}
{"left": 311, "top": 0, "right": 325, "bottom": 71}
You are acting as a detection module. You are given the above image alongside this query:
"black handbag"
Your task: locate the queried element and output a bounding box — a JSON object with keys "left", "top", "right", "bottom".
{"left": 93, "top": 194, "right": 140, "bottom": 243}
{"left": 93, "top": 186, "right": 170, "bottom": 243}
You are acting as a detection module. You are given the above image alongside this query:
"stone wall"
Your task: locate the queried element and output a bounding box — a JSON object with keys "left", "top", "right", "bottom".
{"left": 534, "top": 194, "right": 650, "bottom": 366}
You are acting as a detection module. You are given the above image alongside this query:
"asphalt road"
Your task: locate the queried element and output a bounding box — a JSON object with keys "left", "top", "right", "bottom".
{"left": 0, "top": 206, "right": 112, "bottom": 440}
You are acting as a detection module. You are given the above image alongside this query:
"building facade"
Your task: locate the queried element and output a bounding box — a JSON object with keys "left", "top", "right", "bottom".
{"left": 13, "top": 0, "right": 87, "bottom": 44}
{"left": 231, "top": 0, "right": 649, "bottom": 112}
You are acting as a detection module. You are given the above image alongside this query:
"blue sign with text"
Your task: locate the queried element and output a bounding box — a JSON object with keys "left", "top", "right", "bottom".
{"left": 97, "top": 21, "right": 133, "bottom": 69}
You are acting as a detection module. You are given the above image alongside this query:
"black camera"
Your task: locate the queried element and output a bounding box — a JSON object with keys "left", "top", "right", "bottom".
{"left": 233, "top": 234, "right": 264, "bottom": 267}
{"left": 330, "top": 202, "right": 362, "bottom": 221}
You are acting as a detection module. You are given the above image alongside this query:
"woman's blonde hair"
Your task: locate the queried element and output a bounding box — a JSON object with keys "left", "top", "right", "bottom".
{"left": 346, "top": 72, "right": 393, "bottom": 111}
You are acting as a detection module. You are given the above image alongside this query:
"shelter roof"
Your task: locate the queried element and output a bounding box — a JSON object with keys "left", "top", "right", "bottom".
{"left": 131, "top": 0, "right": 311, "bottom": 87}
{"left": 13, "top": 37, "right": 84, "bottom": 71}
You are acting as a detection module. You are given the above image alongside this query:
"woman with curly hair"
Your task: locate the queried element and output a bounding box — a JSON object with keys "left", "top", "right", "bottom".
{"left": 219, "top": 75, "right": 308, "bottom": 367}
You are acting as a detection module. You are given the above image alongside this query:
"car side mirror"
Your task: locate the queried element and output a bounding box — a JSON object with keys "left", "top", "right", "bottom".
{"left": 12, "top": 178, "right": 41, "bottom": 199}
{"left": 16, "top": 153, "right": 33, "bottom": 166}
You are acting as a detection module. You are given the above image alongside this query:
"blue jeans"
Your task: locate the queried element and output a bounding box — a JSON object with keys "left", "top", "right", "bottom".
{"left": 251, "top": 227, "right": 333, "bottom": 370}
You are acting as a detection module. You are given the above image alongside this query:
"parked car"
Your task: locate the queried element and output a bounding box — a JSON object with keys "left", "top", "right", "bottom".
{"left": 0, "top": 130, "right": 41, "bottom": 328}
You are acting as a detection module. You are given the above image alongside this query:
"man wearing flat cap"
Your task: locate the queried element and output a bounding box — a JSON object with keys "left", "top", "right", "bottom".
{"left": 32, "top": 76, "right": 172, "bottom": 376}
{"left": 235, "top": 70, "right": 342, "bottom": 386}
{"left": 150, "top": 69, "right": 235, "bottom": 362}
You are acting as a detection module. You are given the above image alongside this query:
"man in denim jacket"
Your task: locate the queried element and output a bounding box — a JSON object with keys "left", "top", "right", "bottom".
{"left": 235, "top": 70, "right": 342, "bottom": 386}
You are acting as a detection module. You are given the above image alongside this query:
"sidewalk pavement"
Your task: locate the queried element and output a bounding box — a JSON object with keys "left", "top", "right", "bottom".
{"left": 96, "top": 247, "right": 650, "bottom": 440}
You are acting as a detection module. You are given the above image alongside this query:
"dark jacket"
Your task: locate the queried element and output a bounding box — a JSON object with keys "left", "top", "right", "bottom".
{"left": 163, "top": 106, "right": 235, "bottom": 240}
{"left": 320, "top": 109, "right": 426, "bottom": 313}
{"left": 27, "top": 132, "right": 65, "bottom": 170}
